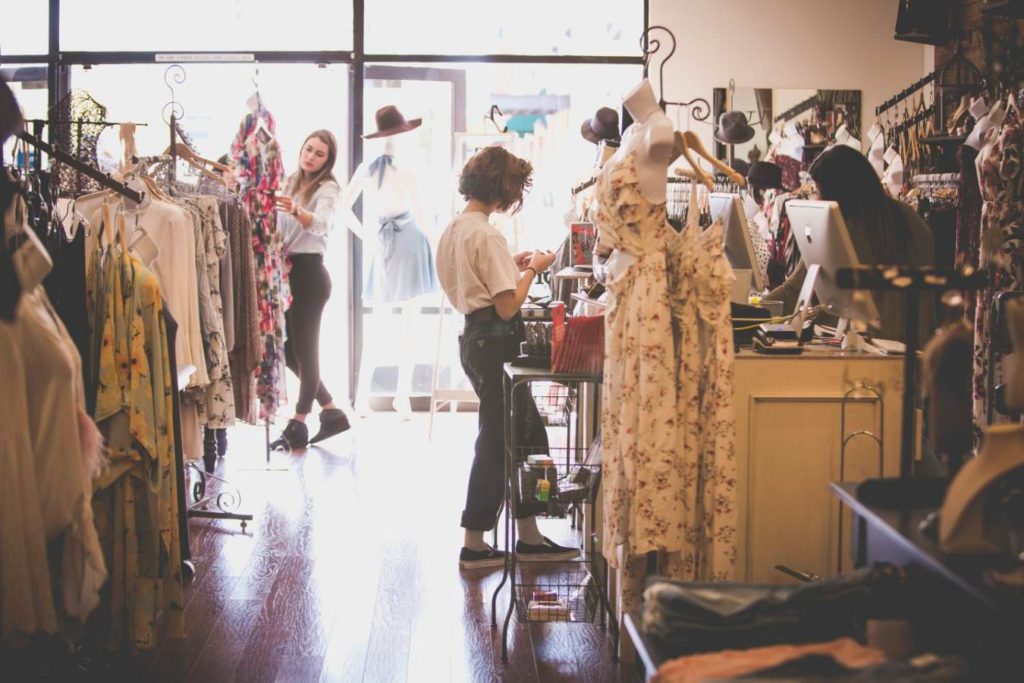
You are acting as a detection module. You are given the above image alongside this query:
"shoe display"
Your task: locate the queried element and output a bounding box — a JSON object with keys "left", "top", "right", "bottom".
{"left": 459, "top": 546, "right": 508, "bottom": 569}
{"left": 269, "top": 419, "right": 309, "bottom": 450}
{"left": 309, "top": 408, "right": 351, "bottom": 444}
{"left": 515, "top": 536, "right": 580, "bottom": 562}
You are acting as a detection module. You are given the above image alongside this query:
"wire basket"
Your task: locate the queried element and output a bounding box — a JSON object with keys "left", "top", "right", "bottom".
{"left": 530, "top": 381, "right": 575, "bottom": 426}
{"left": 514, "top": 445, "right": 601, "bottom": 515}
{"left": 515, "top": 562, "right": 600, "bottom": 623}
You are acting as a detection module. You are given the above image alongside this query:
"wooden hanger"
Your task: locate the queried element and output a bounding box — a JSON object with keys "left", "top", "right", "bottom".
{"left": 680, "top": 130, "right": 747, "bottom": 187}
{"left": 671, "top": 131, "right": 713, "bottom": 190}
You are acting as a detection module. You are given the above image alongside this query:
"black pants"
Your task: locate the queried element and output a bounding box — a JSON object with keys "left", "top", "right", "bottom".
{"left": 284, "top": 254, "right": 333, "bottom": 415}
{"left": 459, "top": 311, "right": 548, "bottom": 531}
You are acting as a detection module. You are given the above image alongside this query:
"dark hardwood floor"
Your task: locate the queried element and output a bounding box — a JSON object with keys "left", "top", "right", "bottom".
{"left": 148, "top": 412, "right": 636, "bottom": 682}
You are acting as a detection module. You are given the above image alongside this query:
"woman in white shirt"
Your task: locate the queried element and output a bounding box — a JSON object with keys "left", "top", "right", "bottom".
{"left": 272, "top": 130, "right": 350, "bottom": 449}
{"left": 437, "top": 146, "right": 578, "bottom": 568}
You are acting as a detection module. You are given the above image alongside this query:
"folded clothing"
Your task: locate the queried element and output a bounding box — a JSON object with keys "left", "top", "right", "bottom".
{"left": 653, "top": 637, "right": 885, "bottom": 683}
{"left": 642, "top": 564, "right": 905, "bottom": 657}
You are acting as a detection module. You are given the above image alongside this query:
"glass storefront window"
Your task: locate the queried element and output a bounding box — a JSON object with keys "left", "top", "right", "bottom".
{"left": 357, "top": 61, "right": 640, "bottom": 400}
{"left": 365, "top": 0, "right": 642, "bottom": 56}
{"left": 61, "top": 1, "right": 353, "bottom": 52}
{"left": 0, "top": 1, "right": 48, "bottom": 55}
{"left": 1, "top": 65, "right": 49, "bottom": 167}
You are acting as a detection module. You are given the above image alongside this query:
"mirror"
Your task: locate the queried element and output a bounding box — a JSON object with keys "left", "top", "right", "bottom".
{"left": 713, "top": 88, "right": 862, "bottom": 167}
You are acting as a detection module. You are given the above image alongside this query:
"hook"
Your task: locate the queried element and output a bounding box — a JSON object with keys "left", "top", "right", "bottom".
{"left": 640, "top": 25, "right": 676, "bottom": 107}
{"left": 488, "top": 105, "right": 507, "bottom": 134}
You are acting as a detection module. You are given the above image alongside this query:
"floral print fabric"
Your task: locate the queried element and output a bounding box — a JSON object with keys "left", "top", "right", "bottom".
{"left": 232, "top": 107, "right": 288, "bottom": 421}
{"left": 974, "top": 121, "right": 1024, "bottom": 430}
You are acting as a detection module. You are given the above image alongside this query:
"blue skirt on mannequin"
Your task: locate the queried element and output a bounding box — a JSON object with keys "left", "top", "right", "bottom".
{"left": 364, "top": 211, "right": 438, "bottom": 303}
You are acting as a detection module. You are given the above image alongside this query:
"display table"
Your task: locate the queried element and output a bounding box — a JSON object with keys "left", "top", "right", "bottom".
{"left": 733, "top": 348, "right": 905, "bottom": 583}
{"left": 830, "top": 481, "right": 1024, "bottom": 680}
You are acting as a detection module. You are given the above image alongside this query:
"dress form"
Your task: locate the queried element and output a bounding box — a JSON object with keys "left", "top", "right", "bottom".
{"left": 345, "top": 133, "right": 431, "bottom": 417}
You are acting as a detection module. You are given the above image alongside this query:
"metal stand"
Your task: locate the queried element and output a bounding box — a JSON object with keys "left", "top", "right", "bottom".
{"left": 490, "top": 365, "right": 617, "bottom": 663}
{"left": 186, "top": 464, "right": 253, "bottom": 531}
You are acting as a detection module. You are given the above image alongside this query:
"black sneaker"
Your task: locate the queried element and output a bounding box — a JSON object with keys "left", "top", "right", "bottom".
{"left": 215, "top": 428, "right": 228, "bottom": 457}
{"left": 270, "top": 419, "right": 309, "bottom": 450}
{"left": 459, "top": 546, "right": 508, "bottom": 569}
{"left": 309, "top": 408, "right": 351, "bottom": 444}
{"left": 515, "top": 536, "right": 580, "bottom": 562}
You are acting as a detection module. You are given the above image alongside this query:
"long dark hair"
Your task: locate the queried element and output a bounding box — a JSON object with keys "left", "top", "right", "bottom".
{"left": 287, "top": 129, "right": 339, "bottom": 206}
{"left": 809, "top": 144, "right": 908, "bottom": 263}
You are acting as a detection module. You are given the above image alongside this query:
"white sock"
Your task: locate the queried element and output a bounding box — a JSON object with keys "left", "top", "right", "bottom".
{"left": 516, "top": 516, "right": 545, "bottom": 545}
{"left": 463, "top": 529, "right": 489, "bottom": 551}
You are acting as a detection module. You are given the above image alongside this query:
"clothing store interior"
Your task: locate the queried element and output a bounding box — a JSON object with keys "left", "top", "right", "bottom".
{"left": 4, "top": 0, "right": 1024, "bottom": 681}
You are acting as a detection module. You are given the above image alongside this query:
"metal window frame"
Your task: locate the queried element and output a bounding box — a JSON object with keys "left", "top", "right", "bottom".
{"left": 2, "top": 0, "right": 648, "bottom": 400}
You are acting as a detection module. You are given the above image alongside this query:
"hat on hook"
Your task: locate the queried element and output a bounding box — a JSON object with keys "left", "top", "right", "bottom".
{"left": 363, "top": 105, "right": 422, "bottom": 139}
{"left": 581, "top": 106, "right": 620, "bottom": 145}
{"left": 713, "top": 110, "right": 756, "bottom": 145}
{"left": 729, "top": 157, "right": 751, "bottom": 177}
{"left": 747, "top": 161, "right": 785, "bottom": 191}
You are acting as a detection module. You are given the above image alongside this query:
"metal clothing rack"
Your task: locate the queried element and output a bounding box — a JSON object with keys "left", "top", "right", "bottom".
{"left": 836, "top": 264, "right": 988, "bottom": 479}
{"left": 14, "top": 129, "right": 143, "bottom": 203}
{"left": 876, "top": 71, "right": 939, "bottom": 117}
{"left": 891, "top": 104, "right": 936, "bottom": 136}
{"left": 774, "top": 94, "right": 819, "bottom": 124}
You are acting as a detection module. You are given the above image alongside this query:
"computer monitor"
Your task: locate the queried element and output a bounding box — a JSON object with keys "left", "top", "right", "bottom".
{"left": 786, "top": 200, "right": 881, "bottom": 332}
{"left": 709, "top": 193, "right": 766, "bottom": 293}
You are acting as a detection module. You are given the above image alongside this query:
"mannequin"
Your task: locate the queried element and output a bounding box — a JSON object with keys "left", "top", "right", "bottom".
{"left": 940, "top": 424, "right": 1024, "bottom": 553}
{"left": 604, "top": 79, "right": 673, "bottom": 281}
{"left": 344, "top": 109, "right": 437, "bottom": 417}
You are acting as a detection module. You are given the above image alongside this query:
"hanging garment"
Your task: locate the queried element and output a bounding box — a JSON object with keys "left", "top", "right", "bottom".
{"left": 956, "top": 145, "right": 982, "bottom": 279}
{"left": 364, "top": 210, "right": 438, "bottom": 303}
{"left": 223, "top": 200, "right": 262, "bottom": 423}
{"left": 89, "top": 243, "right": 185, "bottom": 653}
{"left": 974, "top": 121, "right": 1024, "bottom": 429}
{"left": 592, "top": 146, "right": 678, "bottom": 567}
{"left": 232, "top": 106, "right": 288, "bottom": 421}
{"left": 663, "top": 183, "right": 739, "bottom": 582}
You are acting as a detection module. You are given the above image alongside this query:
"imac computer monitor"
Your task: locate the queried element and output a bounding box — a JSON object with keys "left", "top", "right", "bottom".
{"left": 709, "top": 193, "right": 766, "bottom": 293}
{"left": 785, "top": 200, "right": 881, "bottom": 329}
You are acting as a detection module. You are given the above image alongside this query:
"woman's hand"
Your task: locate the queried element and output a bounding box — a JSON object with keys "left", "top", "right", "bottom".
{"left": 527, "top": 249, "right": 556, "bottom": 273}
{"left": 275, "top": 194, "right": 297, "bottom": 215}
{"left": 513, "top": 250, "right": 533, "bottom": 270}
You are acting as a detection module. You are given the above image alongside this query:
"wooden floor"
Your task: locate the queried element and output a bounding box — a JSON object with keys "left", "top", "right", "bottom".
{"left": 148, "top": 412, "right": 636, "bottom": 683}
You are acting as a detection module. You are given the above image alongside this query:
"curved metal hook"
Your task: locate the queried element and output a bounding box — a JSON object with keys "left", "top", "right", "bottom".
{"left": 683, "top": 97, "right": 711, "bottom": 122}
{"left": 640, "top": 25, "right": 677, "bottom": 106}
{"left": 162, "top": 64, "right": 186, "bottom": 125}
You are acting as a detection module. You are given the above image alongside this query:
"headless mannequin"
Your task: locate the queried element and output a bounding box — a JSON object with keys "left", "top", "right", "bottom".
{"left": 344, "top": 133, "right": 431, "bottom": 418}
{"left": 604, "top": 80, "right": 674, "bottom": 280}
{"left": 940, "top": 424, "right": 1024, "bottom": 553}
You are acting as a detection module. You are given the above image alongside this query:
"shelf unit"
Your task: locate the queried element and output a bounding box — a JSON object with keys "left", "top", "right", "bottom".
{"left": 490, "top": 364, "right": 618, "bottom": 661}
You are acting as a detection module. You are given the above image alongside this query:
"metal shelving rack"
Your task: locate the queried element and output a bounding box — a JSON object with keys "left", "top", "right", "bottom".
{"left": 490, "top": 364, "right": 618, "bottom": 662}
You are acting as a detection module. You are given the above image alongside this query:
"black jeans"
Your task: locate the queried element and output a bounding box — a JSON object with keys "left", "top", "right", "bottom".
{"left": 284, "top": 254, "right": 333, "bottom": 415}
{"left": 459, "top": 311, "right": 548, "bottom": 531}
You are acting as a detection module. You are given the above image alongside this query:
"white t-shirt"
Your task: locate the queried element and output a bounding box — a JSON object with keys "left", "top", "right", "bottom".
{"left": 436, "top": 211, "right": 518, "bottom": 315}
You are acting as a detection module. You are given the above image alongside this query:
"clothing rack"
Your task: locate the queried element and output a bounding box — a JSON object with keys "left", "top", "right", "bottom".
{"left": 891, "top": 104, "right": 936, "bottom": 136}
{"left": 875, "top": 72, "right": 937, "bottom": 118}
{"left": 14, "top": 129, "right": 144, "bottom": 203}
{"left": 773, "top": 94, "right": 818, "bottom": 124}
{"left": 572, "top": 176, "right": 597, "bottom": 196}
{"left": 911, "top": 172, "right": 961, "bottom": 187}
{"left": 640, "top": 26, "right": 711, "bottom": 121}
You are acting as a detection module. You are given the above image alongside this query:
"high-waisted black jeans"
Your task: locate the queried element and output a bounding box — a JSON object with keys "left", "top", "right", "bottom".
{"left": 459, "top": 310, "right": 548, "bottom": 531}
{"left": 285, "top": 254, "right": 333, "bottom": 415}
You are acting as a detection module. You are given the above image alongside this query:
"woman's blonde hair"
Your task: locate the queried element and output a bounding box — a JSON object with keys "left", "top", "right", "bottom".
{"left": 287, "top": 129, "right": 339, "bottom": 206}
{"left": 458, "top": 146, "right": 533, "bottom": 214}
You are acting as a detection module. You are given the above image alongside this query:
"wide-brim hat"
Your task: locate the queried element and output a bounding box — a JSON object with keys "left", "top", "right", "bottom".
{"left": 714, "top": 110, "right": 757, "bottom": 145}
{"left": 581, "top": 106, "right": 620, "bottom": 145}
{"left": 747, "top": 161, "right": 785, "bottom": 190}
{"left": 363, "top": 105, "right": 422, "bottom": 139}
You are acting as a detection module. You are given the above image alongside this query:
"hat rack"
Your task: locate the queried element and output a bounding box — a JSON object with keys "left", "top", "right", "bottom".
{"left": 640, "top": 25, "right": 711, "bottom": 122}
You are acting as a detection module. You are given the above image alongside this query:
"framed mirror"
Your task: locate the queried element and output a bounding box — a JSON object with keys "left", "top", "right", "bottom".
{"left": 713, "top": 87, "right": 861, "bottom": 167}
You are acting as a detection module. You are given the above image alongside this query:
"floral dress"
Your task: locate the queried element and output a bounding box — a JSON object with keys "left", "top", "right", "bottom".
{"left": 232, "top": 107, "right": 289, "bottom": 421}
{"left": 593, "top": 149, "right": 680, "bottom": 567}
{"left": 663, "top": 183, "right": 739, "bottom": 583}
{"left": 974, "top": 120, "right": 1024, "bottom": 430}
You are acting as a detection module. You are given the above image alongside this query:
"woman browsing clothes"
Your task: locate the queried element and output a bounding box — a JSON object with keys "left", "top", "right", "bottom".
{"left": 271, "top": 129, "right": 351, "bottom": 449}
{"left": 437, "top": 146, "right": 579, "bottom": 568}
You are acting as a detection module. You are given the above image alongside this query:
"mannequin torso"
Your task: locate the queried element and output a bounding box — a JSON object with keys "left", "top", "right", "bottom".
{"left": 619, "top": 79, "right": 674, "bottom": 204}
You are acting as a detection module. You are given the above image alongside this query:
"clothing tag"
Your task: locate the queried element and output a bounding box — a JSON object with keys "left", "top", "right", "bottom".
{"left": 768, "top": 130, "right": 782, "bottom": 146}
{"left": 867, "top": 122, "right": 883, "bottom": 141}
{"left": 751, "top": 211, "right": 771, "bottom": 239}
{"left": 884, "top": 145, "right": 899, "bottom": 164}
{"left": 742, "top": 193, "right": 760, "bottom": 219}
{"left": 843, "top": 135, "right": 862, "bottom": 150}
{"left": 834, "top": 124, "right": 850, "bottom": 144}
